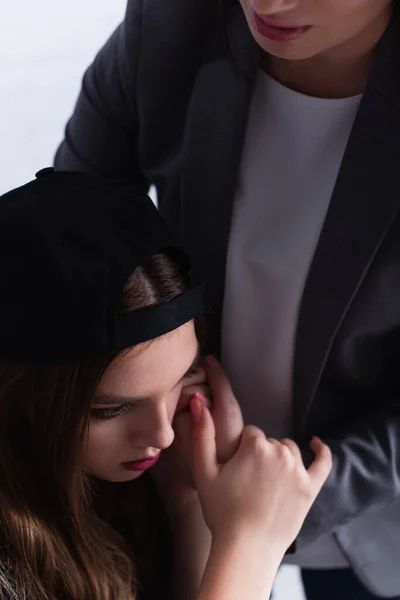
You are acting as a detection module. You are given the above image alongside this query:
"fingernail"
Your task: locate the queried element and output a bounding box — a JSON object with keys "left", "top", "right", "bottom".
{"left": 190, "top": 397, "right": 203, "bottom": 423}
{"left": 312, "top": 435, "right": 321, "bottom": 442}
{"left": 205, "top": 355, "right": 219, "bottom": 366}
{"left": 192, "top": 392, "right": 207, "bottom": 405}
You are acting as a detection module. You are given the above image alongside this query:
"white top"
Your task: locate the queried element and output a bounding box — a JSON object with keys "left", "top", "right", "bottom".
{"left": 222, "top": 70, "right": 361, "bottom": 568}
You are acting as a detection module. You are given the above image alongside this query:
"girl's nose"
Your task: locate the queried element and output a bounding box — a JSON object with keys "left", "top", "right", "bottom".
{"left": 131, "top": 403, "right": 175, "bottom": 450}
{"left": 250, "top": 0, "right": 300, "bottom": 17}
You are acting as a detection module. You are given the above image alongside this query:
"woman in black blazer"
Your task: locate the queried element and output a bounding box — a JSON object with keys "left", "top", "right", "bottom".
{"left": 55, "top": 1, "right": 400, "bottom": 598}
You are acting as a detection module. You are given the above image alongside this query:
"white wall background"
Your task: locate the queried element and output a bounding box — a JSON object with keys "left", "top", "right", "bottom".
{"left": 0, "top": 1, "right": 128, "bottom": 192}
{"left": 0, "top": 2, "right": 305, "bottom": 598}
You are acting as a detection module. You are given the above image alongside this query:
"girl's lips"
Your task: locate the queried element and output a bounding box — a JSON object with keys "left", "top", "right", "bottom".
{"left": 121, "top": 452, "right": 161, "bottom": 472}
{"left": 252, "top": 12, "right": 310, "bottom": 42}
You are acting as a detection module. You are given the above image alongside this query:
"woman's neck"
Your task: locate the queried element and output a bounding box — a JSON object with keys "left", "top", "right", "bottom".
{"left": 261, "top": 8, "right": 392, "bottom": 99}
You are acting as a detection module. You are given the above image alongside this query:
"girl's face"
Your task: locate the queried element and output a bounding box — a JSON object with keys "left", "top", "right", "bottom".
{"left": 239, "top": 0, "right": 392, "bottom": 61}
{"left": 84, "top": 321, "right": 199, "bottom": 482}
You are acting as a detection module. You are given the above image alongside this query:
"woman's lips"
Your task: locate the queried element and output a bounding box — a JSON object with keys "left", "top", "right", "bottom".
{"left": 252, "top": 12, "right": 310, "bottom": 42}
{"left": 121, "top": 452, "right": 161, "bottom": 472}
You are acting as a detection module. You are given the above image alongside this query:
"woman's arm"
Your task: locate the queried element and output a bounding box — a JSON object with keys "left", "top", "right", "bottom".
{"left": 294, "top": 402, "right": 400, "bottom": 551}
{"left": 54, "top": 0, "right": 148, "bottom": 190}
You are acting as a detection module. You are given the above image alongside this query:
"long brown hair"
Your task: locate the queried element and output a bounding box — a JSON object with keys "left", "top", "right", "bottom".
{"left": 0, "top": 249, "right": 190, "bottom": 600}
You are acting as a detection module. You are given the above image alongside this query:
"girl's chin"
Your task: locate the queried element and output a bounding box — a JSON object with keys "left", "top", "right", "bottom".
{"left": 88, "top": 469, "right": 144, "bottom": 483}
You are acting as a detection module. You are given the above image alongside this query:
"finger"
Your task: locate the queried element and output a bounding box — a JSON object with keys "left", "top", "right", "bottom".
{"left": 281, "top": 438, "right": 303, "bottom": 461}
{"left": 266, "top": 437, "right": 281, "bottom": 447}
{"left": 190, "top": 395, "right": 219, "bottom": 483}
{"left": 204, "top": 356, "right": 244, "bottom": 462}
{"left": 307, "top": 437, "right": 333, "bottom": 488}
{"left": 178, "top": 384, "right": 211, "bottom": 412}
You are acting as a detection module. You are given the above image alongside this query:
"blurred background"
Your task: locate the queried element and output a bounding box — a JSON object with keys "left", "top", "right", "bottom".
{"left": 0, "top": 1, "right": 304, "bottom": 597}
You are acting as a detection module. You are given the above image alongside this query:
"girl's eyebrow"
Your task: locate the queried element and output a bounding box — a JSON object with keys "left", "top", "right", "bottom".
{"left": 92, "top": 343, "right": 201, "bottom": 406}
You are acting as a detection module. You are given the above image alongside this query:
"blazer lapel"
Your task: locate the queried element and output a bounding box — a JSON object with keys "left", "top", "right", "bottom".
{"left": 294, "top": 6, "right": 400, "bottom": 435}
{"left": 181, "top": 6, "right": 258, "bottom": 353}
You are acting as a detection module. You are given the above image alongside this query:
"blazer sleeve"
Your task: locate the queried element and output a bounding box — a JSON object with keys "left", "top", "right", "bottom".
{"left": 294, "top": 402, "right": 400, "bottom": 551}
{"left": 54, "top": 0, "right": 148, "bottom": 190}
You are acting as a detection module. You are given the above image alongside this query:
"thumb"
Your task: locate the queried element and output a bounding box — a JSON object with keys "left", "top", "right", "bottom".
{"left": 190, "top": 394, "right": 219, "bottom": 485}
{"left": 307, "top": 436, "right": 333, "bottom": 490}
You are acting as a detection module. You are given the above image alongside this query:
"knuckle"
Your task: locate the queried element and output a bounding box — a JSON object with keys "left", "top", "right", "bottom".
{"left": 277, "top": 442, "right": 291, "bottom": 459}
{"left": 243, "top": 426, "right": 265, "bottom": 449}
{"left": 253, "top": 436, "right": 267, "bottom": 455}
{"left": 243, "top": 425, "right": 263, "bottom": 439}
{"left": 280, "top": 437, "right": 293, "bottom": 447}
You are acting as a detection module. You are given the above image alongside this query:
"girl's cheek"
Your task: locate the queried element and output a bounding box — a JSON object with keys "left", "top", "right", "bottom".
{"left": 87, "top": 419, "right": 125, "bottom": 448}
{"left": 166, "top": 386, "right": 183, "bottom": 420}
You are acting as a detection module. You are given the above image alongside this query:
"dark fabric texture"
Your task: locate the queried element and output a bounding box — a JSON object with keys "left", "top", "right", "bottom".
{"left": 54, "top": 0, "right": 400, "bottom": 595}
{"left": 0, "top": 168, "right": 204, "bottom": 363}
{"left": 302, "top": 569, "right": 400, "bottom": 600}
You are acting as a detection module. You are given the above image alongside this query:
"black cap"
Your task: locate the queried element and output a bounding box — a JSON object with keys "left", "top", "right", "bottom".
{"left": 0, "top": 169, "right": 205, "bottom": 363}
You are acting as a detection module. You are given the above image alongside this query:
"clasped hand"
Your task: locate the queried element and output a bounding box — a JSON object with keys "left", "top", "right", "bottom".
{"left": 151, "top": 356, "right": 243, "bottom": 514}
{"left": 152, "top": 357, "right": 332, "bottom": 552}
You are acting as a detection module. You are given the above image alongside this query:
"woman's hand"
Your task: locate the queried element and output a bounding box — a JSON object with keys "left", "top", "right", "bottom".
{"left": 190, "top": 393, "right": 333, "bottom": 553}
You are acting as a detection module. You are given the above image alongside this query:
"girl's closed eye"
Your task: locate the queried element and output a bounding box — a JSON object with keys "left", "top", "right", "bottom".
{"left": 183, "top": 367, "right": 200, "bottom": 380}
{"left": 91, "top": 364, "right": 201, "bottom": 421}
{"left": 90, "top": 403, "right": 133, "bottom": 421}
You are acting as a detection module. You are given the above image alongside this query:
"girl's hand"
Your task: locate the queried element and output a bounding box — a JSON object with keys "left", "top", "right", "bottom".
{"left": 150, "top": 407, "right": 199, "bottom": 521}
{"left": 172, "top": 357, "right": 244, "bottom": 478}
{"left": 152, "top": 358, "right": 244, "bottom": 501}
{"left": 191, "top": 397, "right": 333, "bottom": 553}
{"left": 151, "top": 366, "right": 210, "bottom": 495}
{"left": 176, "top": 365, "right": 210, "bottom": 413}
{"left": 160, "top": 365, "right": 211, "bottom": 493}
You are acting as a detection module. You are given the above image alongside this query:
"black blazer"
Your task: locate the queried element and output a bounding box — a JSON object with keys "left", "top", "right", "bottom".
{"left": 55, "top": 0, "right": 400, "bottom": 594}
